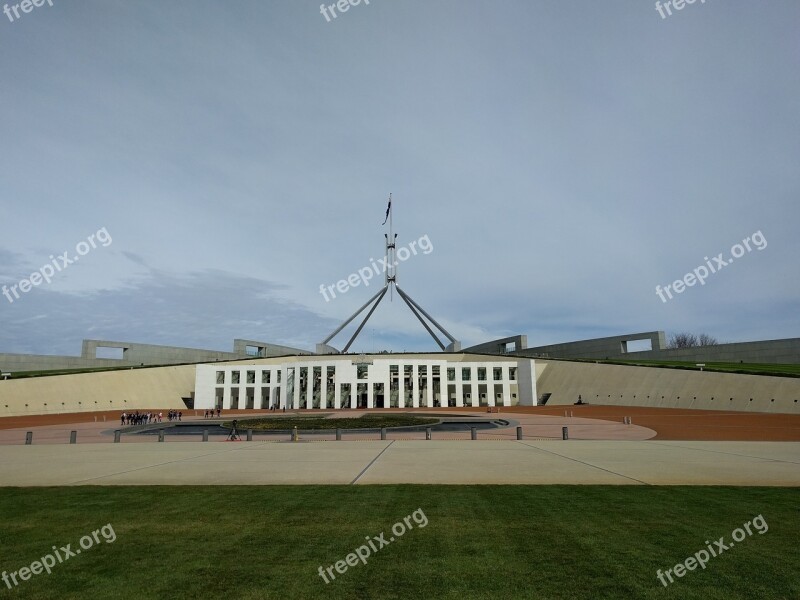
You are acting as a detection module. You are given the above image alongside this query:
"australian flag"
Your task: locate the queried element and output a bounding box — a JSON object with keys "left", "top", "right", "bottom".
{"left": 382, "top": 196, "right": 392, "bottom": 225}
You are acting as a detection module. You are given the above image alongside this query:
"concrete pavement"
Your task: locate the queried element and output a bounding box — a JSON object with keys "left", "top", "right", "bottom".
{"left": 0, "top": 439, "right": 797, "bottom": 486}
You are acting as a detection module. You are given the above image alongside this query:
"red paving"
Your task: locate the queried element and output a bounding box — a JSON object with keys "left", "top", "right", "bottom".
{"left": 1, "top": 405, "right": 799, "bottom": 441}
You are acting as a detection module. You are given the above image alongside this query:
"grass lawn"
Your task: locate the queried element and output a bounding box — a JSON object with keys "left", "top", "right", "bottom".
{"left": 224, "top": 414, "right": 440, "bottom": 430}
{"left": 0, "top": 486, "right": 797, "bottom": 599}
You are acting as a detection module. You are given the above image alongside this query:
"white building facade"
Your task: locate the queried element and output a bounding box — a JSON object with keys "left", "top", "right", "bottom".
{"left": 194, "top": 354, "right": 537, "bottom": 410}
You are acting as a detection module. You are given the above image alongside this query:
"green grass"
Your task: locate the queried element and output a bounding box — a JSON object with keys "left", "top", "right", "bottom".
{"left": 0, "top": 486, "right": 797, "bottom": 599}
{"left": 567, "top": 358, "right": 800, "bottom": 378}
{"left": 224, "top": 414, "right": 440, "bottom": 430}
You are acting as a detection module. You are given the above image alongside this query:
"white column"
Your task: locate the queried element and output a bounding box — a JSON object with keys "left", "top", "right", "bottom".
{"left": 321, "top": 365, "right": 328, "bottom": 410}
{"left": 334, "top": 367, "right": 341, "bottom": 409}
{"left": 293, "top": 369, "right": 301, "bottom": 410}
{"left": 223, "top": 383, "right": 231, "bottom": 410}
{"left": 425, "top": 364, "right": 433, "bottom": 407}
{"left": 412, "top": 363, "right": 420, "bottom": 408}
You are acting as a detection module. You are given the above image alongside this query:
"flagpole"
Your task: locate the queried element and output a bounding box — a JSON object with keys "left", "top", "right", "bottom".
{"left": 387, "top": 192, "right": 390, "bottom": 302}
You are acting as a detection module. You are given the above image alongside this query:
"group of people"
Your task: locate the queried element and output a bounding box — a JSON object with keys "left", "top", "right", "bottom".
{"left": 121, "top": 411, "right": 161, "bottom": 426}
{"left": 203, "top": 408, "right": 222, "bottom": 418}
{"left": 120, "top": 410, "right": 183, "bottom": 426}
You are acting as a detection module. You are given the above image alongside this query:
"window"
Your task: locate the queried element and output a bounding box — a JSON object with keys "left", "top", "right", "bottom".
{"left": 247, "top": 370, "right": 255, "bottom": 384}
{"left": 509, "top": 367, "right": 517, "bottom": 381}
{"left": 232, "top": 371, "right": 240, "bottom": 385}
{"left": 216, "top": 371, "right": 225, "bottom": 384}
{"left": 493, "top": 367, "right": 503, "bottom": 381}
{"left": 477, "top": 368, "right": 486, "bottom": 381}
{"left": 262, "top": 371, "right": 271, "bottom": 384}
{"left": 462, "top": 367, "right": 471, "bottom": 381}
{"left": 447, "top": 368, "right": 455, "bottom": 381}
{"left": 277, "top": 370, "right": 282, "bottom": 383}
{"left": 357, "top": 365, "right": 369, "bottom": 379}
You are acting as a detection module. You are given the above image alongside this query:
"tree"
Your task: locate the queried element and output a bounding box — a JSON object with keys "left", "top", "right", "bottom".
{"left": 667, "top": 332, "right": 718, "bottom": 348}
{"left": 668, "top": 332, "right": 698, "bottom": 349}
{"left": 698, "top": 334, "right": 718, "bottom": 346}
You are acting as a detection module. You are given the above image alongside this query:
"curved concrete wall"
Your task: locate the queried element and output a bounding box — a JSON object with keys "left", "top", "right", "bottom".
{"left": 535, "top": 360, "right": 800, "bottom": 414}
{"left": 0, "top": 365, "right": 197, "bottom": 418}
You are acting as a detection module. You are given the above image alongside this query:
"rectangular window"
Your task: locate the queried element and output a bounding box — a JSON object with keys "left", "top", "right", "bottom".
{"left": 447, "top": 368, "right": 455, "bottom": 381}
{"left": 277, "top": 370, "right": 282, "bottom": 383}
{"left": 247, "top": 370, "right": 256, "bottom": 384}
{"left": 509, "top": 367, "right": 517, "bottom": 381}
{"left": 462, "top": 367, "right": 471, "bottom": 381}
{"left": 232, "top": 371, "right": 240, "bottom": 385}
{"left": 216, "top": 371, "right": 225, "bottom": 385}
{"left": 262, "top": 371, "right": 271, "bottom": 384}
{"left": 493, "top": 367, "right": 503, "bottom": 381}
{"left": 357, "top": 364, "right": 369, "bottom": 379}
{"left": 477, "top": 367, "right": 486, "bottom": 381}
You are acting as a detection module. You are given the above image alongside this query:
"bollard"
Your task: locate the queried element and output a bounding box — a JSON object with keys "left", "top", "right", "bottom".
{"left": 570, "top": 411, "right": 573, "bottom": 418}
{"left": 203, "top": 429, "right": 209, "bottom": 442}
{"left": 103, "top": 415, "right": 106, "bottom": 422}
{"left": 25, "top": 431, "right": 33, "bottom": 445}
{"left": 516, "top": 426, "right": 522, "bottom": 440}
{"left": 336, "top": 428, "right": 342, "bottom": 441}
{"left": 158, "top": 429, "right": 165, "bottom": 442}
{"left": 70, "top": 430, "right": 77, "bottom": 444}
{"left": 292, "top": 426, "right": 298, "bottom": 442}
{"left": 426, "top": 427, "right": 432, "bottom": 440}
{"left": 471, "top": 427, "right": 477, "bottom": 440}
{"left": 381, "top": 427, "right": 386, "bottom": 440}
{"left": 247, "top": 429, "right": 253, "bottom": 442}
{"left": 114, "top": 430, "right": 121, "bottom": 443}
{"left": 628, "top": 417, "right": 632, "bottom": 425}
{"left": 562, "top": 426, "right": 569, "bottom": 440}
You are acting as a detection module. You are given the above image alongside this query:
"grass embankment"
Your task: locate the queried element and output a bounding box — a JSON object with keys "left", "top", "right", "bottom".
{"left": 570, "top": 358, "right": 800, "bottom": 377}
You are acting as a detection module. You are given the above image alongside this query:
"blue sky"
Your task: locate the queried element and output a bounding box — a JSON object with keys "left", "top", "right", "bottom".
{"left": 1, "top": 0, "right": 798, "bottom": 355}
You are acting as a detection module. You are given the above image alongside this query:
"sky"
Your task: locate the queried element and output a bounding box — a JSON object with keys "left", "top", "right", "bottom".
{"left": 1, "top": 0, "right": 798, "bottom": 356}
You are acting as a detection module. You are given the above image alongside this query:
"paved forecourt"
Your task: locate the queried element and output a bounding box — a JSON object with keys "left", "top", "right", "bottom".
{"left": 0, "top": 439, "right": 797, "bottom": 486}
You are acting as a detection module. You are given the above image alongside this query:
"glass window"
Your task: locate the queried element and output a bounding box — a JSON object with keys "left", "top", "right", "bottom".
{"left": 247, "top": 370, "right": 256, "bottom": 384}
{"left": 216, "top": 371, "right": 225, "bottom": 384}
{"left": 493, "top": 367, "right": 503, "bottom": 381}
{"left": 357, "top": 364, "right": 369, "bottom": 379}
{"left": 462, "top": 367, "right": 471, "bottom": 381}
{"left": 419, "top": 365, "right": 427, "bottom": 376}
{"left": 509, "top": 367, "right": 517, "bottom": 381}
{"left": 262, "top": 371, "right": 271, "bottom": 384}
{"left": 477, "top": 368, "right": 486, "bottom": 381}
{"left": 277, "top": 370, "right": 282, "bottom": 383}
{"left": 232, "top": 371, "right": 240, "bottom": 384}
{"left": 447, "top": 368, "right": 455, "bottom": 381}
